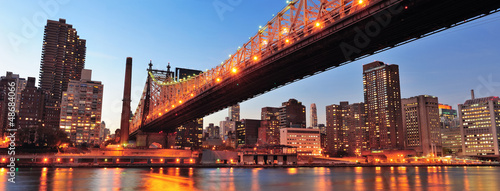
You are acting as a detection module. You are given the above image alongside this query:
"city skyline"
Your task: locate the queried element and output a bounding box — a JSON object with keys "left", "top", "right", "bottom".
{"left": 1, "top": 1, "right": 500, "bottom": 134}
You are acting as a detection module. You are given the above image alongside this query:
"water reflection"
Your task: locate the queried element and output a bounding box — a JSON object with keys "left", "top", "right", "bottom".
{"left": 3, "top": 166, "right": 500, "bottom": 190}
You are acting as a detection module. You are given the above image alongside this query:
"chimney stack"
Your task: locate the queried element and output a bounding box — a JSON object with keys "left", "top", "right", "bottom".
{"left": 120, "top": 57, "right": 132, "bottom": 145}
{"left": 471, "top": 89, "right": 475, "bottom": 99}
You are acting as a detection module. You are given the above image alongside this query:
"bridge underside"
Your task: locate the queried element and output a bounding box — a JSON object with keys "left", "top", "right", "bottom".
{"left": 132, "top": 0, "right": 500, "bottom": 137}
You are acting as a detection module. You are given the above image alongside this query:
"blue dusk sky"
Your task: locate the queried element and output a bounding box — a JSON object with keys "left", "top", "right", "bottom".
{"left": 1, "top": 1, "right": 500, "bottom": 133}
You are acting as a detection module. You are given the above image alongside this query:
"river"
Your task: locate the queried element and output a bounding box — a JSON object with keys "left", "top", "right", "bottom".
{"left": 2, "top": 166, "right": 500, "bottom": 190}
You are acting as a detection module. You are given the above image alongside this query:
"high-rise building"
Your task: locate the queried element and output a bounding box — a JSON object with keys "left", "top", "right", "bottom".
{"left": 459, "top": 92, "right": 500, "bottom": 156}
{"left": 260, "top": 107, "right": 280, "bottom": 145}
{"left": 59, "top": 69, "right": 102, "bottom": 145}
{"left": 39, "top": 18, "right": 86, "bottom": 130}
{"left": 17, "top": 77, "right": 45, "bottom": 143}
{"left": 176, "top": 118, "right": 203, "bottom": 148}
{"left": 207, "top": 123, "right": 220, "bottom": 138}
{"left": 402, "top": 95, "right": 442, "bottom": 156}
{"left": 0, "top": 72, "right": 27, "bottom": 136}
{"left": 280, "top": 128, "right": 321, "bottom": 156}
{"left": 279, "top": 99, "right": 306, "bottom": 129}
{"left": 363, "top": 61, "right": 404, "bottom": 150}
{"left": 310, "top": 103, "right": 318, "bottom": 128}
{"left": 439, "top": 104, "right": 458, "bottom": 129}
{"left": 326, "top": 102, "right": 368, "bottom": 156}
{"left": 220, "top": 117, "right": 237, "bottom": 139}
{"left": 236, "top": 119, "right": 261, "bottom": 146}
{"left": 229, "top": 104, "right": 240, "bottom": 121}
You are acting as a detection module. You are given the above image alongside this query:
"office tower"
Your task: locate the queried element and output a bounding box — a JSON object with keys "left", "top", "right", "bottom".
{"left": 39, "top": 18, "right": 86, "bottom": 130}
{"left": 236, "top": 119, "right": 261, "bottom": 146}
{"left": 207, "top": 123, "right": 220, "bottom": 138}
{"left": 17, "top": 77, "right": 45, "bottom": 143}
{"left": 280, "top": 128, "right": 321, "bottom": 156}
{"left": 363, "top": 61, "right": 404, "bottom": 149}
{"left": 59, "top": 69, "right": 102, "bottom": 145}
{"left": 326, "top": 102, "right": 368, "bottom": 156}
{"left": 279, "top": 99, "right": 306, "bottom": 128}
{"left": 402, "top": 95, "right": 442, "bottom": 156}
{"left": 220, "top": 117, "right": 237, "bottom": 139}
{"left": 441, "top": 127, "right": 463, "bottom": 155}
{"left": 260, "top": 107, "right": 281, "bottom": 145}
{"left": 439, "top": 104, "right": 458, "bottom": 129}
{"left": 229, "top": 104, "right": 240, "bottom": 121}
{"left": 176, "top": 118, "right": 203, "bottom": 148}
{"left": 310, "top": 103, "right": 318, "bottom": 128}
{"left": 459, "top": 92, "right": 500, "bottom": 156}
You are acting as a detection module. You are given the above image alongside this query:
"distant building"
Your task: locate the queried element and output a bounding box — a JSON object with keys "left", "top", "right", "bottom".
{"left": 363, "top": 61, "right": 404, "bottom": 150}
{"left": 39, "top": 19, "right": 86, "bottom": 130}
{"left": 439, "top": 104, "right": 458, "bottom": 129}
{"left": 220, "top": 117, "right": 237, "bottom": 139}
{"left": 207, "top": 123, "right": 220, "bottom": 138}
{"left": 236, "top": 119, "right": 261, "bottom": 146}
{"left": 310, "top": 103, "right": 318, "bottom": 128}
{"left": 59, "top": 69, "right": 103, "bottom": 145}
{"left": 280, "top": 128, "right": 321, "bottom": 156}
{"left": 176, "top": 118, "right": 203, "bottom": 149}
{"left": 0, "top": 72, "right": 26, "bottom": 136}
{"left": 229, "top": 104, "right": 240, "bottom": 121}
{"left": 325, "top": 102, "right": 368, "bottom": 156}
{"left": 318, "top": 124, "right": 326, "bottom": 134}
{"left": 441, "top": 127, "right": 462, "bottom": 155}
{"left": 99, "top": 121, "right": 110, "bottom": 143}
{"left": 260, "top": 107, "right": 281, "bottom": 145}
{"left": 279, "top": 99, "right": 306, "bottom": 128}
{"left": 17, "top": 77, "right": 45, "bottom": 144}
{"left": 459, "top": 92, "right": 500, "bottom": 156}
{"left": 402, "top": 95, "right": 442, "bottom": 156}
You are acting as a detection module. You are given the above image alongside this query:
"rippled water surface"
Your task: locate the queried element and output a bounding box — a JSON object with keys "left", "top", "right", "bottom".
{"left": 2, "top": 166, "right": 500, "bottom": 190}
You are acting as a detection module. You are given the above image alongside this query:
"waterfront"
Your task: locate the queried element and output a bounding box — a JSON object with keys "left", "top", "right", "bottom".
{"left": 2, "top": 166, "right": 500, "bottom": 190}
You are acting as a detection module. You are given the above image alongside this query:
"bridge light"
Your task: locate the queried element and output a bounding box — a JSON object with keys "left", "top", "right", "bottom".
{"left": 165, "top": 109, "right": 168, "bottom": 112}
{"left": 285, "top": 39, "right": 290, "bottom": 43}
{"left": 176, "top": 158, "right": 180, "bottom": 163}
{"left": 57, "top": 158, "right": 61, "bottom": 162}
{"left": 158, "top": 113, "right": 162, "bottom": 116}
{"left": 178, "top": 100, "right": 183, "bottom": 104}
{"left": 70, "top": 158, "right": 73, "bottom": 162}
{"left": 253, "top": 56, "right": 258, "bottom": 61}
{"left": 358, "top": 0, "right": 363, "bottom": 4}
{"left": 232, "top": 68, "right": 237, "bottom": 73}
{"left": 190, "top": 93, "right": 194, "bottom": 97}
{"left": 172, "top": 105, "right": 175, "bottom": 108}
{"left": 315, "top": 22, "right": 321, "bottom": 27}
{"left": 44, "top": 158, "right": 48, "bottom": 162}
{"left": 216, "top": 78, "right": 221, "bottom": 82}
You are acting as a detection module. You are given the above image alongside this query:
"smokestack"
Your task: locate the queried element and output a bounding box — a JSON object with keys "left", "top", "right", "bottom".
{"left": 471, "top": 89, "right": 475, "bottom": 99}
{"left": 120, "top": 57, "right": 132, "bottom": 145}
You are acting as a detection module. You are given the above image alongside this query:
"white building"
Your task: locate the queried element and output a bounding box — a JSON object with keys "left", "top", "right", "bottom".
{"left": 280, "top": 128, "right": 321, "bottom": 156}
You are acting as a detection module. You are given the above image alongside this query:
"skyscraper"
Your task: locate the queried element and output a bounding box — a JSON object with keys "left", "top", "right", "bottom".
{"left": 236, "top": 119, "right": 261, "bottom": 146}
{"left": 17, "top": 77, "right": 45, "bottom": 144}
{"left": 279, "top": 99, "right": 306, "bottom": 129}
{"left": 363, "top": 61, "right": 404, "bottom": 150}
{"left": 325, "top": 102, "right": 368, "bottom": 156}
{"left": 260, "top": 107, "right": 280, "bottom": 145}
{"left": 402, "top": 95, "right": 442, "bottom": 156}
{"left": 310, "top": 103, "right": 318, "bottom": 128}
{"left": 59, "top": 69, "right": 102, "bottom": 145}
{"left": 176, "top": 118, "right": 203, "bottom": 149}
{"left": 39, "top": 18, "right": 86, "bottom": 130}
{"left": 459, "top": 92, "right": 500, "bottom": 156}
{"left": 229, "top": 104, "right": 240, "bottom": 121}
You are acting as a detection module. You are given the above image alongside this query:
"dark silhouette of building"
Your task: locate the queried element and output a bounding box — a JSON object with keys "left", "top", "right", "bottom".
{"left": 39, "top": 18, "right": 86, "bottom": 130}
{"left": 363, "top": 61, "right": 404, "bottom": 150}
{"left": 207, "top": 123, "right": 220, "bottom": 138}
{"left": 176, "top": 118, "right": 203, "bottom": 148}
{"left": 279, "top": 99, "right": 306, "bottom": 128}
{"left": 236, "top": 119, "right": 261, "bottom": 146}
{"left": 17, "top": 77, "right": 45, "bottom": 143}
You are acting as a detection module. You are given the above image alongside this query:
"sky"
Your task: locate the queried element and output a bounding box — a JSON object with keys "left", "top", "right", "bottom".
{"left": 1, "top": 0, "right": 500, "bottom": 134}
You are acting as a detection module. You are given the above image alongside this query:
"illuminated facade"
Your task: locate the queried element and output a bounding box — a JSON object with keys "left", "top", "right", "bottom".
{"left": 40, "top": 19, "right": 86, "bottom": 130}
{"left": 459, "top": 95, "right": 500, "bottom": 156}
{"left": 59, "top": 69, "right": 102, "bottom": 145}
{"left": 229, "top": 104, "right": 240, "bottom": 121}
{"left": 441, "top": 127, "right": 462, "bottom": 155}
{"left": 260, "top": 107, "right": 281, "bottom": 145}
{"left": 326, "top": 102, "right": 368, "bottom": 156}
{"left": 176, "top": 118, "right": 203, "bottom": 148}
{"left": 280, "top": 128, "right": 321, "bottom": 156}
{"left": 363, "top": 61, "right": 404, "bottom": 150}
{"left": 439, "top": 104, "right": 458, "bottom": 129}
{"left": 310, "top": 103, "right": 318, "bottom": 128}
{"left": 402, "top": 95, "right": 442, "bottom": 156}
{"left": 236, "top": 119, "right": 261, "bottom": 146}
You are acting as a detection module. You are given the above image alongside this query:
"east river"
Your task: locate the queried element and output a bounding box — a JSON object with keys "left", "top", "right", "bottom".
{"left": 2, "top": 166, "right": 500, "bottom": 190}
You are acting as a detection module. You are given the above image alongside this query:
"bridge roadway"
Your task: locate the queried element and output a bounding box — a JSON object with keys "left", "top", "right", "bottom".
{"left": 132, "top": 0, "right": 500, "bottom": 136}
